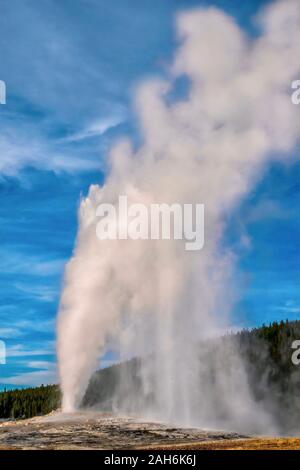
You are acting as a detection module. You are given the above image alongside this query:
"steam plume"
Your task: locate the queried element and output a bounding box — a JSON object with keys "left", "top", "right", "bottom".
{"left": 57, "top": 0, "right": 300, "bottom": 430}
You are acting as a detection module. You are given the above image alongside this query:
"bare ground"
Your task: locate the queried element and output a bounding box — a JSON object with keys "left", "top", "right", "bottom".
{"left": 0, "top": 411, "right": 299, "bottom": 450}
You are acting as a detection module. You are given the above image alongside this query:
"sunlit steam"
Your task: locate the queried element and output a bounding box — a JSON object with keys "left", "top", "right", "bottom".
{"left": 57, "top": 0, "right": 300, "bottom": 431}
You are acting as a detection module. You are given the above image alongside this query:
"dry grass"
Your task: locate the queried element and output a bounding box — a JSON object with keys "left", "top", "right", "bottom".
{"left": 1, "top": 438, "right": 300, "bottom": 450}
{"left": 139, "top": 437, "right": 300, "bottom": 450}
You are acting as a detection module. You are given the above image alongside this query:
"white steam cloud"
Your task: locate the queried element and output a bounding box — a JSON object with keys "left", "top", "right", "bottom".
{"left": 57, "top": 0, "right": 300, "bottom": 431}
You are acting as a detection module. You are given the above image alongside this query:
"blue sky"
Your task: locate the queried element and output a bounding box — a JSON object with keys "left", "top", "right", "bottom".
{"left": 0, "top": 0, "right": 299, "bottom": 389}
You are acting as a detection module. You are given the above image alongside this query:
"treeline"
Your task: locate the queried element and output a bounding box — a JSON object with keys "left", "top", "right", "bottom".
{"left": 235, "top": 319, "right": 300, "bottom": 431}
{"left": 236, "top": 319, "right": 300, "bottom": 365}
{"left": 234, "top": 319, "right": 300, "bottom": 395}
{"left": 201, "top": 319, "right": 300, "bottom": 432}
{"left": 83, "top": 319, "right": 300, "bottom": 432}
{"left": 0, "top": 384, "right": 60, "bottom": 419}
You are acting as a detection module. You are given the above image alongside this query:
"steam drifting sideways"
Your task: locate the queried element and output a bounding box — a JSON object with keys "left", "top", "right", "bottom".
{"left": 57, "top": 0, "right": 300, "bottom": 432}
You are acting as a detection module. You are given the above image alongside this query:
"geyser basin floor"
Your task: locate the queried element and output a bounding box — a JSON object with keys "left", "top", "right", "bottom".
{"left": 0, "top": 411, "right": 245, "bottom": 450}
{"left": 0, "top": 411, "right": 299, "bottom": 450}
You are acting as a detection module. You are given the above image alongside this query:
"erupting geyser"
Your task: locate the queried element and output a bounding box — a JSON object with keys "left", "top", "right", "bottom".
{"left": 57, "top": 0, "right": 300, "bottom": 430}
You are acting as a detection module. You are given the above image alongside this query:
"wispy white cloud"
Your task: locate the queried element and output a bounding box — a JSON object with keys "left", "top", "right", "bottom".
{"left": 0, "top": 123, "right": 100, "bottom": 177}
{"left": 0, "top": 358, "right": 57, "bottom": 386}
{"left": 0, "top": 367, "right": 58, "bottom": 387}
{"left": 0, "top": 328, "right": 22, "bottom": 339}
{"left": 25, "top": 360, "right": 56, "bottom": 369}
{"left": 13, "top": 318, "right": 55, "bottom": 334}
{"left": 6, "top": 342, "right": 55, "bottom": 358}
{"left": 0, "top": 251, "right": 66, "bottom": 277}
{"left": 275, "top": 305, "right": 300, "bottom": 313}
{"left": 15, "top": 283, "right": 58, "bottom": 303}
{"left": 0, "top": 317, "right": 55, "bottom": 341}
{"left": 64, "top": 113, "right": 126, "bottom": 143}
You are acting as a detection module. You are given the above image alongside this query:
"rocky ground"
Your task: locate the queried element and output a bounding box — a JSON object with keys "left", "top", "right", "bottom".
{"left": 0, "top": 411, "right": 299, "bottom": 450}
{"left": 0, "top": 411, "right": 246, "bottom": 450}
